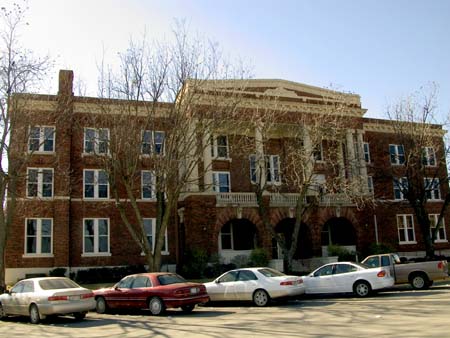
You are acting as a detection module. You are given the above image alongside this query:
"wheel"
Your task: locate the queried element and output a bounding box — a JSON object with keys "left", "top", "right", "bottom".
{"left": 96, "top": 297, "right": 108, "bottom": 314}
{"left": 74, "top": 312, "right": 86, "bottom": 320}
{"left": 0, "top": 303, "right": 6, "bottom": 320}
{"left": 29, "top": 304, "right": 41, "bottom": 324}
{"left": 253, "top": 289, "right": 270, "bottom": 307}
{"left": 148, "top": 297, "right": 165, "bottom": 315}
{"left": 181, "top": 304, "right": 195, "bottom": 313}
{"left": 410, "top": 273, "right": 429, "bottom": 290}
{"left": 353, "top": 281, "right": 371, "bottom": 297}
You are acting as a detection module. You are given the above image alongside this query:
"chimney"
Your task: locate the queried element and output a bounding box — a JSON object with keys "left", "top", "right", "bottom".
{"left": 58, "top": 69, "right": 74, "bottom": 96}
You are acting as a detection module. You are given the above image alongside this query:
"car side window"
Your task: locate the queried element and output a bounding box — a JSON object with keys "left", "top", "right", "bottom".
{"left": 364, "top": 257, "right": 379, "bottom": 268}
{"left": 22, "top": 281, "right": 34, "bottom": 293}
{"left": 117, "top": 277, "right": 134, "bottom": 289}
{"left": 11, "top": 282, "right": 24, "bottom": 294}
{"left": 132, "top": 276, "right": 151, "bottom": 288}
{"left": 237, "top": 270, "right": 257, "bottom": 281}
{"left": 381, "top": 256, "right": 391, "bottom": 267}
{"left": 335, "top": 264, "right": 357, "bottom": 275}
{"left": 218, "top": 271, "right": 238, "bottom": 283}
{"left": 314, "top": 265, "right": 333, "bottom": 277}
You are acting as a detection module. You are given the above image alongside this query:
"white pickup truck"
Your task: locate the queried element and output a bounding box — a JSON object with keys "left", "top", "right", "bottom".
{"left": 361, "top": 253, "right": 448, "bottom": 290}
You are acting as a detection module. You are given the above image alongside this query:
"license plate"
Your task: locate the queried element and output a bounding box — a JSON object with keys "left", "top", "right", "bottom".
{"left": 190, "top": 287, "right": 199, "bottom": 294}
{"left": 69, "top": 295, "right": 81, "bottom": 301}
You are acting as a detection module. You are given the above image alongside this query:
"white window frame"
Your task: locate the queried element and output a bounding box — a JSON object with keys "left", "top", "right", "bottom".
{"left": 266, "top": 155, "right": 281, "bottom": 185}
{"left": 143, "top": 218, "right": 169, "bottom": 255}
{"left": 367, "top": 176, "right": 374, "bottom": 194}
{"left": 26, "top": 168, "right": 54, "bottom": 198}
{"left": 249, "top": 155, "right": 258, "bottom": 184}
{"left": 83, "top": 128, "right": 109, "bottom": 155}
{"left": 82, "top": 218, "right": 111, "bottom": 256}
{"left": 211, "top": 135, "right": 230, "bottom": 159}
{"left": 212, "top": 171, "right": 231, "bottom": 192}
{"left": 397, "top": 214, "right": 416, "bottom": 244}
{"left": 424, "top": 177, "right": 441, "bottom": 200}
{"left": 363, "top": 142, "right": 371, "bottom": 163}
{"left": 141, "top": 130, "right": 165, "bottom": 155}
{"left": 393, "top": 177, "right": 408, "bottom": 200}
{"left": 83, "top": 169, "right": 109, "bottom": 199}
{"left": 313, "top": 141, "right": 324, "bottom": 162}
{"left": 141, "top": 170, "right": 155, "bottom": 200}
{"left": 422, "top": 147, "right": 436, "bottom": 167}
{"left": 219, "top": 223, "right": 233, "bottom": 250}
{"left": 28, "top": 126, "right": 55, "bottom": 153}
{"left": 24, "top": 218, "right": 53, "bottom": 257}
{"left": 429, "top": 214, "right": 447, "bottom": 243}
{"left": 389, "top": 144, "right": 405, "bottom": 165}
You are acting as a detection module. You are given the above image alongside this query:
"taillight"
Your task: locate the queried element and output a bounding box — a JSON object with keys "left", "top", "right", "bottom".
{"left": 280, "top": 278, "right": 303, "bottom": 286}
{"left": 48, "top": 295, "right": 68, "bottom": 301}
{"left": 280, "top": 281, "right": 294, "bottom": 286}
{"left": 377, "top": 270, "right": 386, "bottom": 278}
{"left": 82, "top": 293, "right": 94, "bottom": 299}
{"left": 437, "top": 261, "right": 443, "bottom": 270}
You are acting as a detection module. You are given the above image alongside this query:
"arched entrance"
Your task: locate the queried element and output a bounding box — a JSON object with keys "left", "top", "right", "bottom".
{"left": 321, "top": 217, "right": 356, "bottom": 256}
{"left": 218, "top": 218, "right": 258, "bottom": 263}
{"left": 273, "top": 219, "right": 313, "bottom": 259}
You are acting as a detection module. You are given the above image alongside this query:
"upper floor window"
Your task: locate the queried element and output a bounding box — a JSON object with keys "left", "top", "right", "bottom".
{"left": 393, "top": 177, "right": 408, "bottom": 200}
{"left": 25, "top": 218, "right": 52, "bottom": 256}
{"left": 424, "top": 178, "right": 441, "bottom": 200}
{"left": 84, "top": 128, "right": 109, "bottom": 154}
{"left": 363, "top": 142, "right": 371, "bottom": 163}
{"left": 422, "top": 147, "right": 436, "bottom": 166}
{"left": 142, "top": 130, "right": 165, "bottom": 155}
{"left": 266, "top": 155, "right": 281, "bottom": 184}
{"left": 367, "top": 176, "right": 374, "bottom": 194}
{"left": 143, "top": 218, "right": 168, "bottom": 254}
{"left": 429, "top": 214, "right": 447, "bottom": 243}
{"left": 313, "top": 142, "right": 323, "bottom": 161}
{"left": 83, "top": 218, "right": 110, "bottom": 255}
{"left": 211, "top": 135, "right": 229, "bottom": 159}
{"left": 213, "top": 171, "right": 230, "bottom": 192}
{"left": 141, "top": 170, "right": 155, "bottom": 199}
{"left": 84, "top": 169, "right": 109, "bottom": 199}
{"left": 27, "top": 168, "right": 53, "bottom": 198}
{"left": 397, "top": 214, "right": 416, "bottom": 244}
{"left": 389, "top": 144, "right": 405, "bottom": 165}
{"left": 28, "top": 126, "right": 55, "bottom": 153}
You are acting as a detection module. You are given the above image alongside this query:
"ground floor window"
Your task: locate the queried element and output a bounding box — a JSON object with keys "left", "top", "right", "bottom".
{"left": 143, "top": 218, "right": 169, "bottom": 254}
{"left": 83, "top": 218, "right": 110, "bottom": 255}
{"left": 397, "top": 214, "right": 416, "bottom": 244}
{"left": 219, "top": 219, "right": 256, "bottom": 250}
{"left": 25, "top": 218, "right": 52, "bottom": 256}
{"left": 429, "top": 214, "right": 447, "bottom": 243}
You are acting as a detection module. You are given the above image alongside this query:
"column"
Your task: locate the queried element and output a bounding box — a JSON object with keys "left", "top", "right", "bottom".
{"left": 203, "top": 130, "right": 213, "bottom": 191}
{"left": 255, "top": 120, "right": 266, "bottom": 187}
{"left": 356, "top": 130, "right": 369, "bottom": 193}
{"left": 346, "top": 129, "right": 356, "bottom": 181}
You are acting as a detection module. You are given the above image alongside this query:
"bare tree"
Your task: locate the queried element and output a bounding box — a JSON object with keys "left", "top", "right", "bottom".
{"left": 0, "top": 3, "right": 52, "bottom": 291}
{"left": 382, "top": 84, "right": 449, "bottom": 258}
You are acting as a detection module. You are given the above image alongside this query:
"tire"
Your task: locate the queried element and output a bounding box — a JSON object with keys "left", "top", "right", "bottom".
{"left": 410, "top": 273, "right": 429, "bottom": 290}
{"left": 148, "top": 297, "right": 165, "bottom": 316}
{"left": 74, "top": 312, "right": 86, "bottom": 321}
{"left": 181, "top": 304, "right": 195, "bottom": 313}
{"left": 253, "top": 289, "right": 270, "bottom": 307}
{"left": 353, "top": 281, "right": 371, "bottom": 297}
{"left": 0, "top": 303, "right": 6, "bottom": 320}
{"left": 96, "top": 297, "right": 108, "bottom": 314}
{"left": 29, "top": 304, "right": 41, "bottom": 324}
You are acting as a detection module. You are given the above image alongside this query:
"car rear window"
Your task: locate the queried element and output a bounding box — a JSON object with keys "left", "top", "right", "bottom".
{"left": 258, "top": 268, "right": 286, "bottom": 277}
{"left": 39, "top": 278, "right": 80, "bottom": 290}
{"left": 157, "top": 274, "right": 186, "bottom": 285}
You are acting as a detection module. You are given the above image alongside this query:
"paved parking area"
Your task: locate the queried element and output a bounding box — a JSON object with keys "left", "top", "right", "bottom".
{"left": 1, "top": 284, "right": 449, "bottom": 338}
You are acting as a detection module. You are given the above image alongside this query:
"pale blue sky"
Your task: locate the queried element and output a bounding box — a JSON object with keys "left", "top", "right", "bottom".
{"left": 9, "top": 0, "right": 450, "bottom": 119}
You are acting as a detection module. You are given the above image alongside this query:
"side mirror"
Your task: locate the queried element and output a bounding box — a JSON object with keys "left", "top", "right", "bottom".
{"left": 215, "top": 280, "right": 221, "bottom": 284}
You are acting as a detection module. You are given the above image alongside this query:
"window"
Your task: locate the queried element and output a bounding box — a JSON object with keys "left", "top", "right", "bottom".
{"left": 335, "top": 264, "right": 358, "bottom": 274}
{"left": 84, "top": 170, "right": 109, "bottom": 199}
{"left": 313, "top": 142, "right": 323, "bottom": 161}
{"left": 141, "top": 171, "right": 155, "bottom": 199}
{"left": 211, "top": 135, "right": 229, "bottom": 159}
{"left": 363, "top": 142, "right": 371, "bottom": 163}
{"left": 425, "top": 178, "right": 441, "bottom": 200}
{"left": 28, "top": 126, "right": 55, "bottom": 152}
{"left": 367, "top": 176, "right": 374, "bottom": 194}
{"left": 249, "top": 155, "right": 258, "bottom": 183}
{"left": 429, "top": 214, "right": 447, "bottom": 242}
{"left": 393, "top": 177, "right": 408, "bottom": 200}
{"left": 83, "top": 219, "right": 110, "bottom": 255}
{"left": 27, "top": 168, "right": 53, "bottom": 198}
{"left": 84, "top": 128, "right": 109, "bottom": 154}
{"left": 143, "top": 218, "right": 168, "bottom": 254}
{"left": 422, "top": 147, "right": 436, "bottom": 166}
{"left": 213, "top": 171, "right": 230, "bottom": 192}
{"left": 266, "top": 155, "right": 281, "bottom": 184}
{"left": 220, "top": 222, "right": 233, "bottom": 250}
{"left": 142, "top": 130, "right": 165, "bottom": 155}
{"left": 25, "top": 218, "right": 52, "bottom": 255}
{"left": 389, "top": 144, "right": 405, "bottom": 165}
{"left": 397, "top": 214, "right": 416, "bottom": 244}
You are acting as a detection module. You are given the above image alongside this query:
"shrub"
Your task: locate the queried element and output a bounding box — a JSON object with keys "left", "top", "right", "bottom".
{"left": 180, "top": 248, "right": 209, "bottom": 279}
{"left": 249, "top": 248, "right": 269, "bottom": 267}
{"left": 327, "top": 245, "right": 356, "bottom": 261}
{"left": 73, "top": 265, "right": 146, "bottom": 284}
{"left": 49, "top": 267, "right": 67, "bottom": 277}
{"left": 366, "top": 243, "right": 395, "bottom": 255}
{"left": 231, "top": 254, "right": 250, "bottom": 268}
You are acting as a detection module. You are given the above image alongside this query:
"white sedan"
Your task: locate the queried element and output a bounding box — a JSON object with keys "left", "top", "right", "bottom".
{"left": 204, "top": 267, "right": 305, "bottom": 306}
{"left": 302, "top": 262, "right": 395, "bottom": 297}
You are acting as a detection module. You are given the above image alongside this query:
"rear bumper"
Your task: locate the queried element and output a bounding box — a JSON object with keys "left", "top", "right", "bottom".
{"left": 163, "top": 295, "right": 210, "bottom": 309}
{"left": 270, "top": 286, "right": 306, "bottom": 299}
{"left": 38, "top": 298, "right": 96, "bottom": 316}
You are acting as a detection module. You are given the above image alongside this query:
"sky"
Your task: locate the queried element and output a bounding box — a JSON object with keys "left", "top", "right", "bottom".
{"left": 4, "top": 0, "right": 450, "bottom": 120}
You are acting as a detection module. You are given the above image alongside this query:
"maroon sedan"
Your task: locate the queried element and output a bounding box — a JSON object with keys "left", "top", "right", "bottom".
{"left": 93, "top": 273, "right": 209, "bottom": 315}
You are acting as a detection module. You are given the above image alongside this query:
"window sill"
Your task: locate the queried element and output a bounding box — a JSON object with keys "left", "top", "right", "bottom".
{"left": 83, "top": 197, "right": 110, "bottom": 201}
{"left": 434, "top": 240, "right": 448, "bottom": 243}
{"left": 398, "top": 241, "right": 417, "bottom": 245}
{"left": 82, "top": 152, "right": 110, "bottom": 157}
{"left": 23, "top": 254, "right": 54, "bottom": 258}
{"left": 26, "top": 196, "right": 54, "bottom": 200}
{"left": 140, "top": 251, "right": 170, "bottom": 256}
{"left": 28, "top": 151, "right": 55, "bottom": 155}
{"left": 82, "top": 253, "right": 112, "bottom": 257}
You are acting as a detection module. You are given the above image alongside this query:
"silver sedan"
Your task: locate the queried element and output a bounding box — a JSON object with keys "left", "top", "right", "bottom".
{"left": 0, "top": 277, "right": 95, "bottom": 324}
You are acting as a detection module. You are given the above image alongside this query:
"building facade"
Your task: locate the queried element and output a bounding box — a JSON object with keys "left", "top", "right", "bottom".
{"left": 5, "top": 70, "right": 450, "bottom": 283}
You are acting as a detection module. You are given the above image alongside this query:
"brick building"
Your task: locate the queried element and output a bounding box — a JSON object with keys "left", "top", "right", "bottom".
{"left": 5, "top": 70, "right": 450, "bottom": 283}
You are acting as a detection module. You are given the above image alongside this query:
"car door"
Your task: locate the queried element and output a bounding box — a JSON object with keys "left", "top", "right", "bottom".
{"left": 305, "top": 265, "right": 336, "bottom": 293}
{"left": 210, "top": 271, "right": 239, "bottom": 301}
{"left": 1, "top": 281, "right": 24, "bottom": 315}
{"left": 107, "top": 276, "right": 135, "bottom": 308}
{"left": 234, "top": 270, "right": 259, "bottom": 301}
{"left": 333, "top": 263, "right": 359, "bottom": 293}
{"left": 129, "top": 275, "right": 152, "bottom": 309}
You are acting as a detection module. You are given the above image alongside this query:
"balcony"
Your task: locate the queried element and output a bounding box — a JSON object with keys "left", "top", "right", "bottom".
{"left": 215, "top": 193, "right": 258, "bottom": 207}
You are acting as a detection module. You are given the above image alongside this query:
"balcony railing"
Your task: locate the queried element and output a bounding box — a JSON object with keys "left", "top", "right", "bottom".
{"left": 270, "top": 193, "right": 302, "bottom": 207}
{"left": 216, "top": 193, "right": 258, "bottom": 206}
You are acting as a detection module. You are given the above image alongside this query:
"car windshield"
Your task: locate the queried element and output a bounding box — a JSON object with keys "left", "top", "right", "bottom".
{"left": 157, "top": 274, "right": 186, "bottom": 285}
{"left": 39, "top": 278, "right": 80, "bottom": 290}
{"left": 257, "top": 268, "right": 286, "bottom": 277}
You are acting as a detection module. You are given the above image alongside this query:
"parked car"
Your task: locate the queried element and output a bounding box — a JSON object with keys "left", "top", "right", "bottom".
{"left": 302, "top": 262, "right": 394, "bottom": 297}
{"left": 93, "top": 272, "right": 209, "bottom": 315}
{"left": 204, "top": 267, "right": 305, "bottom": 306}
{"left": 361, "top": 253, "right": 449, "bottom": 290}
{"left": 0, "top": 277, "right": 95, "bottom": 324}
